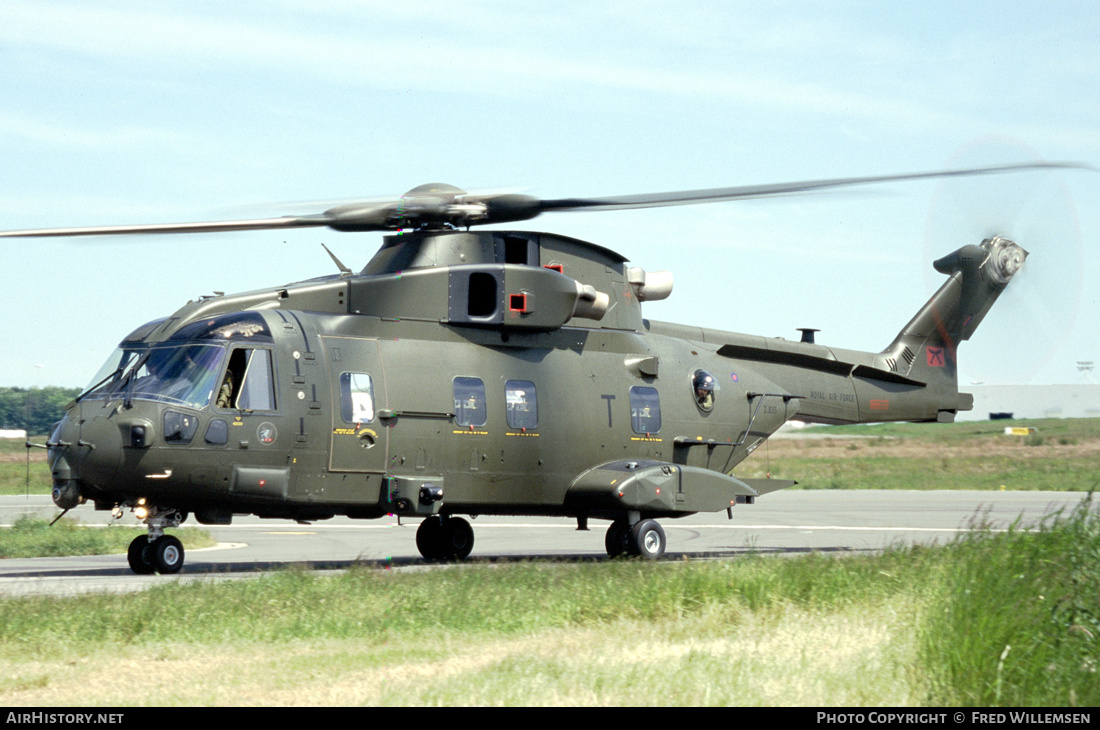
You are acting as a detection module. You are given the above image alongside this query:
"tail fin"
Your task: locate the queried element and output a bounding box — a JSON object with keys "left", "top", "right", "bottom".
{"left": 878, "top": 236, "right": 1027, "bottom": 417}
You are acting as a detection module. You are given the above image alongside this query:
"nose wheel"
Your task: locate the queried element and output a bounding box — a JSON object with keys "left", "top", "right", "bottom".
{"left": 123, "top": 502, "right": 188, "bottom": 574}
{"left": 126, "top": 534, "right": 185, "bottom": 574}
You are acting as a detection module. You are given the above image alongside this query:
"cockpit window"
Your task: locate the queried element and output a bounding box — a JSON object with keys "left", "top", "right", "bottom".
{"left": 122, "top": 317, "right": 169, "bottom": 343}
{"left": 79, "top": 346, "right": 145, "bottom": 401}
{"left": 126, "top": 344, "right": 226, "bottom": 410}
{"left": 217, "top": 348, "right": 277, "bottom": 412}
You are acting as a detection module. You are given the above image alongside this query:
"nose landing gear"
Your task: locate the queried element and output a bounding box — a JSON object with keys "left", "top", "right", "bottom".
{"left": 126, "top": 534, "right": 184, "bottom": 575}
{"left": 122, "top": 502, "right": 187, "bottom": 575}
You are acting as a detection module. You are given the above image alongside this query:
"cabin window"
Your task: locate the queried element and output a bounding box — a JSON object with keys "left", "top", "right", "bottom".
{"left": 453, "top": 377, "right": 487, "bottom": 427}
{"left": 339, "top": 373, "right": 375, "bottom": 424}
{"left": 630, "top": 386, "right": 661, "bottom": 434}
{"left": 505, "top": 380, "right": 538, "bottom": 429}
{"left": 692, "top": 370, "right": 717, "bottom": 412}
{"left": 218, "top": 348, "right": 277, "bottom": 412}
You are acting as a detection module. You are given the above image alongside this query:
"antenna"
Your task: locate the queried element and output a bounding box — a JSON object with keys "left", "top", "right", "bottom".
{"left": 321, "top": 243, "right": 352, "bottom": 276}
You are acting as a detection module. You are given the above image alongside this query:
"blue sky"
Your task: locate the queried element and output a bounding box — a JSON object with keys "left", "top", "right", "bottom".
{"left": 2, "top": 1, "right": 1098, "bottom": 389}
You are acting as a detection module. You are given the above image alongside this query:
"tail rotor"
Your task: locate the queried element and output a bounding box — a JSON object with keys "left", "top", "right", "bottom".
{"left": 923, "top": 140, "right": 1085, "bottom": 385}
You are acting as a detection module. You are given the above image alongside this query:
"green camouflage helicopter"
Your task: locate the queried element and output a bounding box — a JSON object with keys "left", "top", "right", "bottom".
{"left": 4, "top": 162, "right": 1083, "bottom": 574}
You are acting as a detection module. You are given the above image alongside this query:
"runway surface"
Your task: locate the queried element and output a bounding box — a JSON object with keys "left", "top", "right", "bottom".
{"left": 0, "top": 490, "right": 1090, "bottom": 596}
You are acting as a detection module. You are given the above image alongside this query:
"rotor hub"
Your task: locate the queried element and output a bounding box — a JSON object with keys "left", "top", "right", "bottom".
{"left": 985, "top": 235, "right": 1028, "bottom": 286}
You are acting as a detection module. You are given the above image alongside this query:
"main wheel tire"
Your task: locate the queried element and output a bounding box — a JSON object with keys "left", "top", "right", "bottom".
{"left": 152, "top": 535, "right": 185, "bottom": 574}
{"left": 605, "top": 520, "right": 631, "bottom": 558}
{"left": 416, "top": 516, "right": 446, "bottom": 561}
{"left": 630, "top": 519, "right": 666, "bottom": 560}
{"left": 127, "top": 535, "right": 156, "bottom": 575}
{"left": 442, "top": 517, "right": 474, "bottom": 560}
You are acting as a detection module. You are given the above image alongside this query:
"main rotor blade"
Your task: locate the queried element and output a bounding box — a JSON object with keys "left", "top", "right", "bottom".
{"left": 0, "top": 216, "right": 329, "bottom": 238}
{"left": 535, "top": 162, "right": 1095, "bottom": 213}
{"left": 0, "top": 161, "right": 1091, "bottom": 238}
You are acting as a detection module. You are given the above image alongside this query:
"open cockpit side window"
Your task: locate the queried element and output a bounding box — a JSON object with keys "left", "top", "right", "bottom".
{"left": 217, "top": 348, "right": 276, "bottom": 412}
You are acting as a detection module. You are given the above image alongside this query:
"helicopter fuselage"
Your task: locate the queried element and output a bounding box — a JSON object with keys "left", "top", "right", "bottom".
{"left": 42, "top": 227, "right": 1022, "bottom": 570}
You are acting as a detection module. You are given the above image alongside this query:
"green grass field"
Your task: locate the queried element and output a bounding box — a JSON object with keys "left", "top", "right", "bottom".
{"left": 737, "top": 418, "right": 1100, "bottom": 491}
{"left": 2, "top": 420, "right": 1097, "bottom": 706}
{"left": 0, "top": 437, "right": 49, "bottom": 496}
{"left": 0, "top": 500, "right": 1096, "bottom": 706}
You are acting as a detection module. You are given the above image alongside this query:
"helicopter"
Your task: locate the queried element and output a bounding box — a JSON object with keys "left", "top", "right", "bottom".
{"left": 5, "top": 161, "right": 1086, "bottom": 574}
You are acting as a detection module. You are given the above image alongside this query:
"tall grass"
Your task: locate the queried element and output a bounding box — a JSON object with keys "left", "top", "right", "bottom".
{"left": 918, "top": 495, "right": 1099, "bottom": 706}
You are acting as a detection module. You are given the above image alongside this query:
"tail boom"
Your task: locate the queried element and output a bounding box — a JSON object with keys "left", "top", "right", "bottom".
{"left": 731, "top": 237, "right": 1026, "bottom": 425}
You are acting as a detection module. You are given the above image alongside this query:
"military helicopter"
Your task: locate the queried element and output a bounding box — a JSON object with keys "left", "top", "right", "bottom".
{"left": 5, "top": 162, "right": 1086, "bottom": 574}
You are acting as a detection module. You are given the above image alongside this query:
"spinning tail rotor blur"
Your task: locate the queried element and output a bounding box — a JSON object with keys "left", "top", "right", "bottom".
{"left": 923, "top": 141, "right": 1087, "bottom": 386}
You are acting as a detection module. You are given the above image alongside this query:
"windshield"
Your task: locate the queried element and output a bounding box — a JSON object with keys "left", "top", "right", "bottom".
{"left": 125, "top": 344, "right": 227, "bottom": 409}
{"left": 79, "top": 346, "right": 146, "bottom": 401}
{"left": 78, "top": 317, "right": 169, "bottom": 402}
{"left": 80, "top": 343, "right": 228, "bottom": 410}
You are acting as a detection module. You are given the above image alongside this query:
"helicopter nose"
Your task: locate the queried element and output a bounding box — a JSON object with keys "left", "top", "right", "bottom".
{"left": 48, "top": 410, "right": 123, "bottom": 506}
{"left": 47, "top": 417, "right": 83, "bottom": 508}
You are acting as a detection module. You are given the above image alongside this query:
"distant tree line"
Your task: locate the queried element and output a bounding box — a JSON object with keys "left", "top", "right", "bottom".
{"left": 0, "top": 387, "right": 82, "bottom": 436}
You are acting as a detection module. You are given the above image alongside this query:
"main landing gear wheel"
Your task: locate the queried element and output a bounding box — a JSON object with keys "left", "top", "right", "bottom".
{"left": 126, "top": 534, "right": 185, "bottom": 575}
{"left": 605, "top": 519, "right": 631, "bottom": 558}
{"left": 416, "top": 516, "right": 475, "bottom": 561}
{"left": 605, "top": 518, "right": 666, "bottom": 559}
{"left": 631, "top": 519, "right": 666, "bottom": 560}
